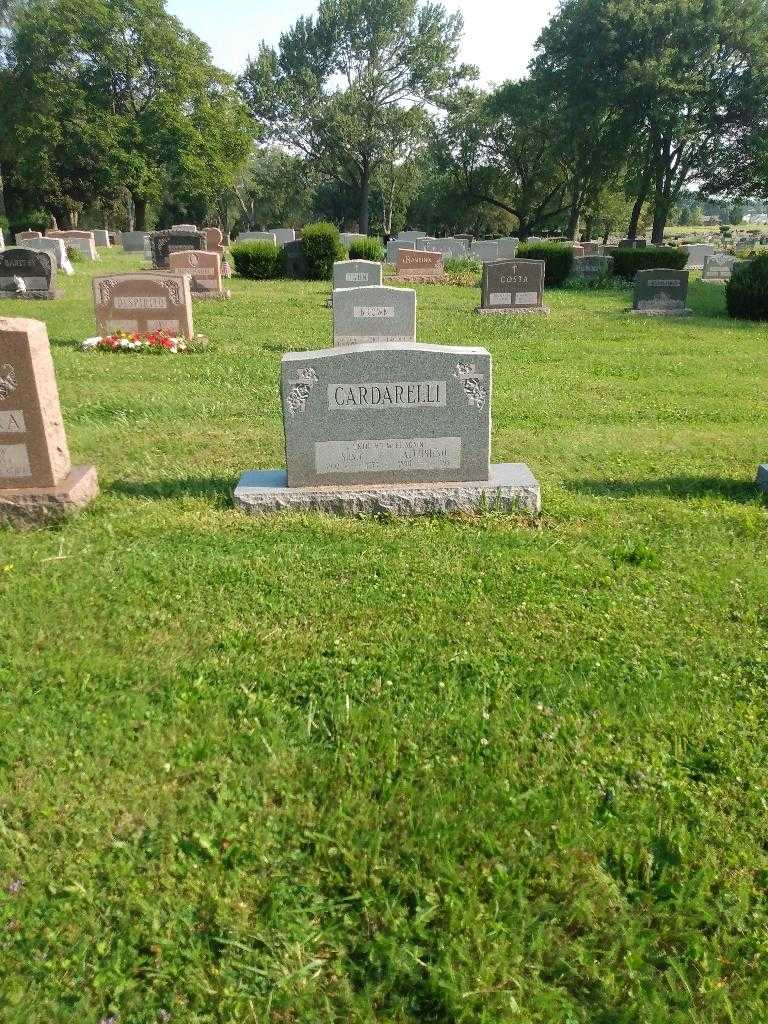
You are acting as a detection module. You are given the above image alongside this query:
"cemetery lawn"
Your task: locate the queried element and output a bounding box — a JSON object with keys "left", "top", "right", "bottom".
{"left": 2, "top": 251, "right": 768, "bottom": 1024}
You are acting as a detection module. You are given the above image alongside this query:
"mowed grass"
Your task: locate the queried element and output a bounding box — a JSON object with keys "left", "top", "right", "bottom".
{"left": 1, "top": 251, "right": 767, "bottom": 1024}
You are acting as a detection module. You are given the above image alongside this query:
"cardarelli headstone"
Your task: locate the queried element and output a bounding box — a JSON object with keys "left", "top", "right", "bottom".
{"left": 233, "top": 343, "right": 541, "bottom": 515}
{"left": 0, "top": 317, "right": 98, "bottom": 523}
{"left": 93, "top": 273, "right": 194, "bottom": 338}
{"left": 169, "top": 250, "right": 229, "bottom": 299}
{"left": 333, "top": 285, "right": 416, "bottom": 346}
{"left": 478, "top": 258, "right": 546, "bottom": 314}
{"left": 395, "top": 249, "right": 446, "bottom": 282}
{"left": 632, "top": 269, "right": 691, "bottom": 316}
{"left": 0, "top": 248, "right": 59, "bottom": 300}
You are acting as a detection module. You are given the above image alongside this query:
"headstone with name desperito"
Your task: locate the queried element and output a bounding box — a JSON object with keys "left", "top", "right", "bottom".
{"left": 0, "top": 317, "right": 98, "bottom": 524}
{"left": 333, "top": 286, "right": 416, "bottom": 347}
{"left": 632, "top": 269, "right": 691, "bottom": 316}
{"left": 234, "top": 342, "right": 541, "bottom": 516}
{"left": 92, "top": 273, "right": 194, "bottom": 337}
{"left": 477, "top": 258, "right": 546, "bottom": 314}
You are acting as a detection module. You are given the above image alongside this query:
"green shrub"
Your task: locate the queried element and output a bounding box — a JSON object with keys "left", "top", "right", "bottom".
{"left": 230, "top": 241, "right": 284, "bottom": 280}
{"left": 726, "top": 253, "right": 768, "bottom": 321}
{"left": 65, "top": 245, "right": 84, "bottom": 263}
{"left": 348, "top": 237, "right": 385, "bottom": 262}
{"left": 10, "top": 210, "right": 50, "bottom": 236}
{"left": 611, "top": 246, "right": 688, "bottom": 280}
{"left": 517, "top": 242, "right": 573, "bottom": 286}
{"left": 301, "top": 222, "right": 343, "bottom": 280}
{"left": 0, "top": 214, "right": 9, "bottom": 234}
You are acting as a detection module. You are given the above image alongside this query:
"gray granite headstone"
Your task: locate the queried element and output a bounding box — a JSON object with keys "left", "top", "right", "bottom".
{"left": 121, "top": 231, "right": 148, "bottom": 252}
{"left": 497, "top": 238, "right": 520, "bottom": 259}
{"left": 333, "top": 286, "right": 416, "bottom": 346}
{"left": 340, "top": 232, "right": 366, "bottom": 249}
{"left": 423, "top": 238, "right": 468, "bottom": 259}
{"left": 20, "top": 237, "right": 73, "bottom": 275}
{"left": 281, "top": 343, "right": 491, "bottom": 487}
{"left": 269, "top": 228, "right": 296, "bottom": 246}
{"left": 571, "top": 255, "right": 613, "bottom": 280}
{"left": 238, "top": 231, "right": 277, "bottom": 244}
{"left": 397, "top": 230, "right": 427, "bottom": 243}
{"left": 0, "top": 248, "right": 57, "bottom": 299}
{"left": 332, "top": 260, "right": 383, "bottom": 291}
{"left": 683, "top": 244, "right": 716, "bottom": 269}
{"left": 387, "top": 240, "right": 415, "bottom": 263}
{"left": 471, "top": 240, "right": 500, "bottom": 263}
{"left": 632, "top": 269, "right": 690, "bottom": 314}
{"left": 480, "top": 259, "right": 545, "bottom": 311}
{"left": 93, "top": 230, "right": 111, "bottom": 247}
{"left": 283, "top": 239, "right": 307, "bottom": 278}
{"left": 702, "top": 254, "right": 737, "bottom": 281}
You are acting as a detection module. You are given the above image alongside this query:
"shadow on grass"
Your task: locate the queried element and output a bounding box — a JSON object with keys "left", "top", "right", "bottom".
{"left": 567, "top": 475, "right": 762, "bottom": 503}
{"left": 107, "top": 476, "right": 235, "bottom": 506}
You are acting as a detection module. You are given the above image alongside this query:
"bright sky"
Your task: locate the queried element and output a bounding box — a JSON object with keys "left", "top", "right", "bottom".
{"left": 165, "top": 0, "right": 559, "bottom": 85}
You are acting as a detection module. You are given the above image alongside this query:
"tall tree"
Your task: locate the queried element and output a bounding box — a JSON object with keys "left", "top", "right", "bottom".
{"left": 239, "top": 0, "right": 473, "bottom": 234}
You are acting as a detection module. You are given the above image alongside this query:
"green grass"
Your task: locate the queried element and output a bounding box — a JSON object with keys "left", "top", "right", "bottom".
{"left": 1, "top": 252, "right": 768, "bottom": 1023}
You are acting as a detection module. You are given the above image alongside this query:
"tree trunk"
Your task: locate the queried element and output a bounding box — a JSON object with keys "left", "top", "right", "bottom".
{"left": 583, "top": 215, "right": 594, "bottom": 242}
{"left": 359, "top": 163, "right": 371, "bottom": 236}
{"left": 134, "top": 197, "right": 147, "bottom": 231}
{"left": 602, "top": 219, "right": 613, "bottom": 245}
{"left": 627, "top": 194, "right": 645, "bottom": 240}
{"left": 0, "top": 163, "right": 6, "bottom": 220}
{"left": 566, "top": 191, "right": 581, "bottom": 241}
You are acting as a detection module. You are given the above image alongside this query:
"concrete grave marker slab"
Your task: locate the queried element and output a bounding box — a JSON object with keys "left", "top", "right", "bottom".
{"left": 169, "top": 250, "right": 229, "bottom": 299}
{"left": 478, "top": 258, "right": 546, "bottom": 314}
{"left": 498, "top": 238, "right": 520, "bottom": 259}
{"left": 702, "top": 254, "right": 738, "bottom": 281}
{"left": 0, "top": 317, "right": 98, "bottom": 523}
{"left": 234, "top": 343, "right": 541, "bottom": 515}
{"left": 93, "top": 273, "right": 194, "bottom": 337}
{"left": 150, "top": 230, "right": 206, "bottom": 270}
{"left": 20, "top": 237, "right": 74, "bottom": 276}
{"left": 683, "top": 244, "right": 716, "bottom": 269}
{"left": 121, "top": 231, "right": 149, "bottom": 252}
{"left": 395, "top": 249, "right": 446, "bottom": 282}
{"left": 0, "top": 248, "right": 59, "bottom": 299}
{"left": 632, "top": 269, "right": 691, "bottom": 316}
{"left": 47, "top": 230, "right": 97, "bottom": 260}
{"left": 333, "top": 285, "right": 416, "bottom": 346}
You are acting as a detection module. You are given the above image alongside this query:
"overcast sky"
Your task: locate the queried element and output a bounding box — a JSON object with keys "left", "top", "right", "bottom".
{"left": 164, "top": 0, "right": 559, "bottom": 85}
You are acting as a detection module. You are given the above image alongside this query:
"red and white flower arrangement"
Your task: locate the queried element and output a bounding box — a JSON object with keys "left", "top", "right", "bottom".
{"left": 82, "top": 329, "right": 187, "bottom": 353}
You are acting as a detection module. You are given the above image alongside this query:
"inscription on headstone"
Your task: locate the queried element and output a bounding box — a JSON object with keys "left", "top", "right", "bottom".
{"left": 92, "top": 273, "right": 194, "bottom": 337}
{"left": 702, "top": 254, "right": 737, "bottom": 281}
{"left": 150, "top": 230, "right": 207, "bottom": 270}
{"left": 571, "top": 255, "right": 614, "bottom": 280}
{"left": 395, "top": 250, "right": 446, "bottom": 281}
{"left": 333, "top": 286, "right": 416, "bottom": 346}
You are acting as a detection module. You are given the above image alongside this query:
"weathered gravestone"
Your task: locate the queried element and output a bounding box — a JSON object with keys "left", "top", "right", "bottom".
{"left": 702, "top": 254, "right": 738, "bottom": 282}
{"left": 238, "top": 231, "right": 277, "bottom": 244}
{"left": 15, "top": 231, "right": 42, "bottom": 244}
{"left": 571, "top": 255, "right": 614, "bottom": 281}
{"left": 150, "top": 229, "right": 206, "bottom": 269}
{"left": 395, "top": 249, "right": 446, "bottom": 283}
{"left": 93, "top": 230, "right": 111, "bottom": 248}
{"left": 477, "top": 259, "right": 546, "bottom": 314}
{"left": 471, "top": 240, "right": 500, "bottom": 263}
{"left": 233, "top": 343, "right": 541, "bottom": 515}
{"left": 121, "top": 231, "right": 148, "bottom": 253}
{"left": 92, "top": 273, "right": 194, "bottom": 338}
{"left": 581, "top": 241, "right": 603, "bottom": 255}
{"left": 632, "top": 269, "right": 691, "bottom": 316}
{"left": 498, "top": 238, "right": 520, "bottom": 260}
{"left": 269, "top": 228, "right": 296, "bottom": 246}
{"left": 387, "top": 239, "right": 415, "bottom": 263}
{"left": 205, "top": 227, "right": 224, "bottom": 253}
{"left": 397, "top": 230, "right": 428, "bottom": 243}
{"left": 333, "top": 286, "right": 416, "bottom": 346}
{"left": 47, "top": 230, "right": 97, "bottom": 260}
{"left": 340, "top": 232, "right": 366, "bottom": 249}
{"left": 422, "top": 238, "right": 468, "bottom": 260}
{"left": 171, "top": 223, "right": 198, "bottom": 232}
{"left": 283, "top": 239, "right": 307, "bottom": 279}
{"left": 20, "top": 237, "right": 74, "bottom": 275}
{"left": 683, "top": 244, "right": 716, "bottom": 270}
{"left": 332, "top": 260, "right": 383, "bottom": 291}
{"left": 571, "top": 244, "right": 585, "bottom": 258}
{"left": 0, "top": 317, "right": 98, "bottom": 524}
{"left": 0, "top": 248, "right": 59, "bottom": 300}
{"left": 169, "top": 250, "right": 229, "bottom": 299}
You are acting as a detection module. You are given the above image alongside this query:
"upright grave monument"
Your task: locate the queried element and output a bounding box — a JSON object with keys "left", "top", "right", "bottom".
{"left": 238, "top": 231, "right": 277, "bottom": 244}
{"left": 631, "top": 269, "right": 691, "bottom": 316}
{"left": 340, "top": 232, "right": 366, "bottom": 249}
{"left": 571, "top": 255, "right": 614, "bottom": 281}
{"left": 395, "top": 249, "right": 447, "bottom": 283}
{"left": 15, "top": 231, "right": 42, "bottom": 244}
{"left": 0, "top": 248, "right": 60, "bottom": 300}
{"left": 150, "top": 229, "right": 206, "bottom": 270}
{"left": 205, "top": 227, "right": 224, "bottom": 253}
{"left": 121, "top": 231, "right": 149, "bottom": 253}
{"left": 471, "top": 240, "right": 500, "bottom": 263}
{"left": 47, "top": 230, "right": 97, "bottom": 260}
{"left": 20, "top": 236, "right": 74, "bottom": 275}
{"left": 92, "top": 273, "right": 194, "bottom": 338}
{"left": 270, "top": 228, "right": 297, "bottom": 246}
{"left": 477, "top": 258, "right": 547, "bottom": 314}
{"left": 333, "top": 286, "right": 416, "bottom": 346}
{"left": 498, "top": 237, "right": 520, "bottom": 260}
{"left": 234, "top": 343, "right": 541, "bottom": 515}
{"left": 397, "top": 230, "right": 428, "bottom": 243}
{"left": 702, "top": 254, "right": 737, "bottom": 282}
{"left": 169, "top": 250, "right": 229, "bottom": 300}
{"left": 329, "top": 260, "right": 382, "bottom": 305}
{"left": 283, "top": 239, "right": 307, "bottom": 279}
{"left": 683, "top": 244, "right": 715, "bottom": 269}
{"left": 387, "top": 239, "right": 415, "bottom": 263}
{"left": 0, "top": 317, "right": 98, "bottom": 524}
{"left": 93, "top": 230, "right": 111, "bottom": 248}
{"left": 582, "top": 242, "right": 603, "bottom": 255}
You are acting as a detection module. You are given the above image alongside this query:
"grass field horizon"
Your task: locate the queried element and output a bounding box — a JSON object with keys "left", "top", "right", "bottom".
{"left": 1, "top": 251, "right": 767, "bottom": 1023}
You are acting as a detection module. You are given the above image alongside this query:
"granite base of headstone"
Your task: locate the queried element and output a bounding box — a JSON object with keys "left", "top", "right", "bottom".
{"left": 757, "top": 465, "right": 768, "bottom": 493}
{"left": 233, "top": 342, "right": 540, "bottom": 517}
{"left": 0, "top": 317, "right": 98, "bottom": 525}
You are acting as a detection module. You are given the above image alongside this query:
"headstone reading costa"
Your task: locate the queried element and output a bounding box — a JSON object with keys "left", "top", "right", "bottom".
{"left": 632, "top": 269, "right": 691, "bottom": 316}
{"left": 0, "top": 317, "right": 98, "bottom": 524}
{"left": 333, "top": 286, "right": 416, "bottom": 347}
{"left": 234, "top": 342, "right": 541, "bottom": 515}
{"left": 0, "top": 248, "right": 59, "bottom": 300}
{"left": 92, "top": 273, "right": 194, "bottom": 338}
{"left": 332, "top": 260, "right": 383, "bottom": 291}
{"left": 150, "top": 229, "right": 206, "bottom": 270}
{"left": 701, "top": 254, "right": 738, "bottom": 281}
{"left": 477, "top": 258, "right": 546, "bottom": 314}
{"left": 395, "top": 249, "right": 446, "bottom": 282}
{"left": 169, "top": 250, "right": 229, "bottom": 299}
{"left": 19, "top": 237, "right": 74, "bottom": 275}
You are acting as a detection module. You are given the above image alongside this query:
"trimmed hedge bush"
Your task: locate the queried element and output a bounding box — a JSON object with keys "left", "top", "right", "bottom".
{"left": 230, "top": 241, "right": 284, "bottom": 280}
{"left": 301, "top": 222, "right": 344, "bottom": 280}
{"left": 65, "top": 245, "right": 84, "bottom": 263}
{"left": 517, "top": 243, "right": 573, "bottom": 286}
{"left": 611, "top": 246, "right": 688, "bottom": 279}
{"left": 726, "top": 253, "right": 768, "bottom": 321}
{"left": 348, "top": 237, "right": 385, "bottom": 262}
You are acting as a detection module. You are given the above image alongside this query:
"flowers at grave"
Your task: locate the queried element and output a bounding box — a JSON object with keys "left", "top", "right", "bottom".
{"left": 81, "top": 329, "right": 187, "bottom": 353}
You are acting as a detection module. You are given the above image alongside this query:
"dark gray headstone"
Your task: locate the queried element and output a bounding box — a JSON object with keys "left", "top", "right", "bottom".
{"left": 480, "top": 259, "right": 545, "bottom": 310}
{"left": 0, "top": 248, "right": 57, "bottom": 299}
{"left": 571, "top": 255, "right": 614, "bottom": 280}
{"left": 702, "top": 254, "right": 737, "bottom": 281}
{"left": 281, "top": 343, "right": 491, "bottom": 487}
{"left": 150, "top": 230, "right": 206, "bottom": 269}
{"left": 632, "top": 269, "right": 690, "bottom": 314}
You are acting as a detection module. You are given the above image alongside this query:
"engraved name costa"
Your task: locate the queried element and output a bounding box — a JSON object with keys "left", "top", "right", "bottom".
{"left": 328, "top": 380, "right": 447, "bottom": 410}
